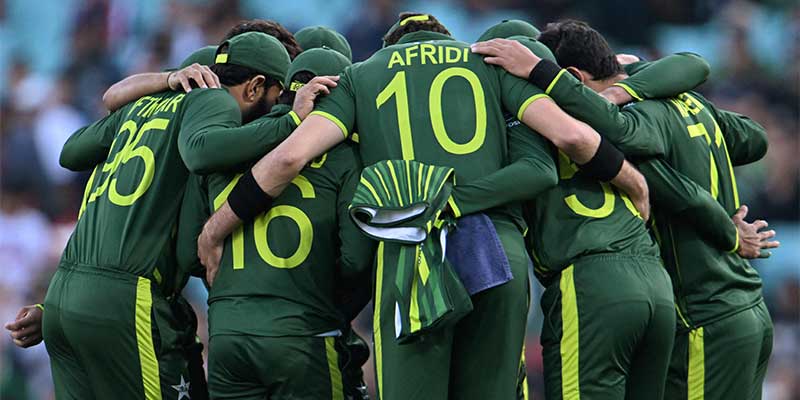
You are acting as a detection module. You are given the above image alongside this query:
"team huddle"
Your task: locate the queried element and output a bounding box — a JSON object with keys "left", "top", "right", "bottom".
{"left": 4, "top": 11, "right": 781, "bottom": 400}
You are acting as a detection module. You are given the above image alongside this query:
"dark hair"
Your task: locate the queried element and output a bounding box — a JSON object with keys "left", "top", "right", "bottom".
{"left": 223, "top": 19, "right": 302, "bottom": 59}
{"left": 277, "top": 70, "right": 316, "bottom": 106}
{"left": 383, "top": 12, "right": 451, "bottom": 46}
{"left": 538, "top": 20, "right": 623, "bottom": 81}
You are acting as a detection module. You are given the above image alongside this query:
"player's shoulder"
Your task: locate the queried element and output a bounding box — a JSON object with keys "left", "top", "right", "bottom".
{"left": 183, "top": 88, "right": 237, "bottom": 109}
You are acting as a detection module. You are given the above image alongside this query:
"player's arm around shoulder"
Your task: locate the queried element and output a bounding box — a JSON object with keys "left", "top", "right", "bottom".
{"left": 60, "top": 108, "right": 125, "bottom": 171}
{"left": 177, "top": 88, "right": 242, "bottom": 174}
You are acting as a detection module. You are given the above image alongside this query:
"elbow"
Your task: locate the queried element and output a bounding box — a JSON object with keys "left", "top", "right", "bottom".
{"left": 552, "top": 123, "right": 594, "bottom": 162}
{"left": 59, "top": 146, "right": 83, "bottom": 171}
{"left": 274, "top": 147, "right": 308, "bottom": 175}
{"left": 101, "top": 87, "right": 122, "bottom": 112}
{"left": 679, "top": 52, "right": 711, "bottom": 81}
{"left": 184, "top": 157, "right": 215, "bottom": 175}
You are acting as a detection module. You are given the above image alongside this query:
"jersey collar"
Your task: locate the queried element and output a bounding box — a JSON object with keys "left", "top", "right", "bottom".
{"left": 395, "top": 31, "right": 455, "bottom": 45}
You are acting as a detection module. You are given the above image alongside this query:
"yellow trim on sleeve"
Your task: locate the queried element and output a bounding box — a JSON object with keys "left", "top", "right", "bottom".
{"left": 517, "top": 93, "right": 550, "bottom": 121}
{"left": 35, "top": 304, "right": 44, "bottom": 311}
{"left": 288, "top": 110, "right": 302, "bottom": 126}
{"left": 688, "top": 328, "right": 705, "bottom": 400}
{"left": 215, "top": 53, "right": 228, "bottom": 64}
{"left": 545, "top": 69, "right": 567, "bottom": 95}
{"left": 728, "top": 229, "right": 740, "bottom": 254}
{"left": 350, "top": 132, "right": 360, "bottom": 143}
{"left": 447, "top": 195, "right": 462, "bottom": 218}
{"left": 324, "top": 337, "right": 344, "bottom": 400}
{"left": 373, "top": 242, "right": 385, "bottom": 400}
{"left": 400, "top": 15, "right": 429, "bottom": 25}
{"left": 613, "top": 82, "right": 644, "bottom": 101}
{"left": 560, "top": 265, "right": 580, "bottom": 400}
{"left": 309, "top": 111, "right": 349, "bottom": 138}
{"left": 135, "top": 277, "right": 161, "bottom": 400}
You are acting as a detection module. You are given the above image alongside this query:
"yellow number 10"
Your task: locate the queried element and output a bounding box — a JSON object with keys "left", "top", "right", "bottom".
{"left": 376, "top": 67, "right": 487, "bottom": 160}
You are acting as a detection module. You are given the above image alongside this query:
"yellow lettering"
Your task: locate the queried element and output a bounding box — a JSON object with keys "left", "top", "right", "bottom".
{"left": 388, "top": 51, "right": 405, "bottom": 69}
{"left": 168, "top": 94, "right": 185, "bottom": 113}
{"left": 405, "top": 45, "right": 419, "bottom": 66}
{"left": 462, "top": 48, "right": 469, "bottom": 62}
{"left": 420, "top": 44, "right": 436, "bottom": 65}
{"left": 445, "top": 47, "right": 462, "bottom": 63}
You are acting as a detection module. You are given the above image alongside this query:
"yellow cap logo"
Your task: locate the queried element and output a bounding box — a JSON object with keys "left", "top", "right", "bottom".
{"left": 215, "top": 53, "right": 229, "bottom": 64}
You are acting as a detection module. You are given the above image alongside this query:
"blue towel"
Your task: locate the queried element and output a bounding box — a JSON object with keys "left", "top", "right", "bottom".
{"left": 446, "top": 214, "right": 513, "bottom": 295}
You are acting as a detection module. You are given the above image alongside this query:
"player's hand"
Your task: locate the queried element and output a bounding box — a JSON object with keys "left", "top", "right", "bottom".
{"left": 732, "top": 205, "right": 779, "bottom": 259}
{"left": 198, "top": 230, "right": 224, "bottom": 287}
{"left": 599, "top": 85, "right": 634, "bottom": 105}
{"left": 471, "top": 38, "right": 541, "bottom": 79}
{"left": 4, "top": 305, "right": 43, "bottom": 348}
{"left": 616, "top": 54, "right": 641, "bottom": 65}
{"left": 292, "top": 75, "right": 339, "bottom": 120}
{"left": 168, "top": 63, "right": 221, "bottom": 92}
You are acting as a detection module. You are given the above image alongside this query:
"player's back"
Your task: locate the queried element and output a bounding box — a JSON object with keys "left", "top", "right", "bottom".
{"left": 205, "top": 142, "right": 366, "bottom": 337}
{"left": 342, "top": 31, "right": 537, "bottom": 184}
{"left": 648, "top": 92, "right": 762, "bottom": 325}
{"left": 62, "top": 91, "right": 191, "bottom": 278}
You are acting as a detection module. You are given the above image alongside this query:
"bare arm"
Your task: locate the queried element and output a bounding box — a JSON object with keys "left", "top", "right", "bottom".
{"left": 102, "top": 64, "right": 220, "bottom": 111}
{"left": 519, "top": 97, "right": 650, "bottom": 219}
{"left": 198, "top": 115, "right": 346, "bottom": 284}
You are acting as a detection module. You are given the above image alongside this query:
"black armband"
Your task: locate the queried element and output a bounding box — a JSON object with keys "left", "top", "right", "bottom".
{"left": 228, "top": 170, "right": 273, "bottom": 222}
{"left": 528, "top": 59, "right": 562, "bottom": 90}
{"left": 578, "top": 137, "right": 625, "bottom": 182}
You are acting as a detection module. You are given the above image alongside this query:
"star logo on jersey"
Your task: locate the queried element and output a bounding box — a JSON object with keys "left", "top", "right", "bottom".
{"left": 171, "top": 375, "right": 190, "bottom": 400}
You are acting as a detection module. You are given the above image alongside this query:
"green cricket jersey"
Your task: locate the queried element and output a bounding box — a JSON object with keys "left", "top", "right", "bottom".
{"left": 506, "top": 119, "right": 660, "bottom": 285}
{"left": 177, "top": 139, "right": 374, "bottom": 338}
{"left": 59, "top": 88, "right": 300, "bottom": 288}
{"left": 313, "top": 31, "right": 553, "bottom": 225}
{"left": 536, "top": 63, "right": 768, "bottom": 327}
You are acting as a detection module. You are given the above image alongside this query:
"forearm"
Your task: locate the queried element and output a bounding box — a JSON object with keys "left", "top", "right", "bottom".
{"left": 180, "top": 112, "right": 299, "bottom": 174}
{"left": 529, "top": 60, "right": 663, "bottom": 157}
{"left": 451, "top": 159, "right": 557, "bottom": 217}
{"left": 103, "top": 72, "right": 170, "bottom": 111}
{"left": 638, "top": 159, "right": 738, "bottom": 251}
{"left": 610, "top": 161, "right": 649, "bottom": 205}
{"left": 615, "top": 52, "right": 710, "bottom": 100}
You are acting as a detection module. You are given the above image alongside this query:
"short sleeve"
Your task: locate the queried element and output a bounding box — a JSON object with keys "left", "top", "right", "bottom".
{"left": 311, "top": 68, "right": 357, "bottom": 139}
{"left": 497, "top": 69, "right": 548, "bottom": 122}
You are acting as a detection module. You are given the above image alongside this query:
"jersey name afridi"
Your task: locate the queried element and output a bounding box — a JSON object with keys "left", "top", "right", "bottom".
{"left": 313, "top": 31, "right": 547, "bottom": 223}
{"left": 193, "top": 142, "right": 373, "bottom": 337}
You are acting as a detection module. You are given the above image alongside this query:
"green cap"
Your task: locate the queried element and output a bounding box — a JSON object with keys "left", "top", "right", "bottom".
{"left": 284, "top": 47, "right": 351, "bottom": 91}
{"left": 478, "top": 20, "right": 541, "bottom": 41}
{"left": 295, "top": 26, "right": 353, "bottom": 61}
{"left": 178, "top": 45, "right": 217, "bottom": 69}
{"left": 214, "top": 32, "right": 291, "bottom": 82}
{"left": 507, "top": 35, "right": 556, "bottom": 63}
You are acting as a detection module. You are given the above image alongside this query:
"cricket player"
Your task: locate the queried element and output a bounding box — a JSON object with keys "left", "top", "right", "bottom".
{"left": 474, "top": 20, "right": 779, "bottom": 400}
{"left": 35, "top": 32, "right": 291, "bottom": 400}
{"left": 295, "top": 25, "right": 353, "bottom": 60}
{"left": 175, "top": 46, "right": 374, "bottom": 400}
{"left": 197, "top": 13, "right": 650, "bottom": 400}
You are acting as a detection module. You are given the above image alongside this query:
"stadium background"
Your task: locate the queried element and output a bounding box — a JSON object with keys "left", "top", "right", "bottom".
{"left": 0, "top": 0, "right": 797, "bottom": 398}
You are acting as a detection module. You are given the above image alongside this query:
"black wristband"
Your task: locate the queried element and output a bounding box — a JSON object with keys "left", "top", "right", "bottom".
{"left": 228, "top": 170, "right": 273, "bottom": 222}
{"left": 578, "top": 137, "right": 625, "bottom": 182}
{"left": 528, "top": 59, "right": 562, "bottom": 90}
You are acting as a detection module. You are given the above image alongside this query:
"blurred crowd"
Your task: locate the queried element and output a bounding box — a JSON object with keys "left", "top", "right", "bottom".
{"left": 0, "top": 0, "right": 797, "bottom": 399}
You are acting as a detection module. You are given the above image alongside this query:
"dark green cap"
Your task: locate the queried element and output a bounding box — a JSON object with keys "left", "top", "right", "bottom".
{"left": 178, "top": 45, "right": 217, "bottom": 69}
{"left": 478, "top": 19, "right": 541, "bottom": 41}
{"left": 295, "top": 26, "right": 353, "bottom": 61}
{"left": 507, "top": 35, "right": 556, "bottom": 62}
{"left": 284, "top": 47, "right": 351, "bottom": 91}
{"left": 214, "top": 32, "right": 290, "bottom": 83}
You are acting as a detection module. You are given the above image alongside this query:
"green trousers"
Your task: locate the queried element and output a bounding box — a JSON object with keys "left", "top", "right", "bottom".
{"left": 665, "top": 300, "right": 773, "bottom": 400}
{"left": 540, "top": 254, "right": 675, "bottom": 400}
{"left": 373, "top": 218, "right": 530, "bottom": 400}
{"left": 42, "top": 263, "right": 204, "bottom": 400}
{"left": 208, "top": 334, "right": 351, "bottom": 400}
